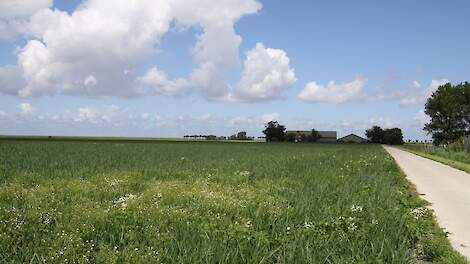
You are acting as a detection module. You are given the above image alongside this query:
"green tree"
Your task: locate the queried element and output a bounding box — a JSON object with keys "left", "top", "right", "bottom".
{"left": 365, "top": 126, "right": 384, "bottom": 143}
{"left": 307, "top": 129, "right": 321, "bottom": 142}
{"left": 424, "top": 82, "right": 470, "bottom": 145}
{"left": 285, "top": 132, "right": 297, "bottom": 142}
{"left": 262, "top": 121, "right": 286, "bottom": 142}
{"left": 237, "top": 131, "right": 248, "bottom": 140}
{"left": 383, "top": 128, "right": 404, "bottom": 145}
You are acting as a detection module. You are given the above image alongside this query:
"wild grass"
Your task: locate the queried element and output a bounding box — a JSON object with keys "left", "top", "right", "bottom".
{"left": 0, "top": 141, "right": 466, "bottom": 263}
{"left": 401, "top": 144, "right": 470, "bottom": 173}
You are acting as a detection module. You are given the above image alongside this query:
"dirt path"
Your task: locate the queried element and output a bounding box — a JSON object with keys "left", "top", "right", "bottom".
{"left": 384, "top": 146, "right": 470, "bottom": 258}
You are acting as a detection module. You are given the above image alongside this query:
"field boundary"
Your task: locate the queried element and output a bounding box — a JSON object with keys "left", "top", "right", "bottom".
{"left": 384, "top": 147, "right": 469, "bottom": 263}
{"left": 398, "top": 146, "right": 470, "bottom": 174}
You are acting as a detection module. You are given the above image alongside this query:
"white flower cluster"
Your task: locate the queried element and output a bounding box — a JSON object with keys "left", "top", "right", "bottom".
{"left": 411, "top": 207, "right": 428, "bottom": 219}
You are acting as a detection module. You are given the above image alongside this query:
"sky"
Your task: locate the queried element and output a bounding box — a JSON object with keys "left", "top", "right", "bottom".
{"left": 0, "top": 0, "right": 469, "bottom": 139}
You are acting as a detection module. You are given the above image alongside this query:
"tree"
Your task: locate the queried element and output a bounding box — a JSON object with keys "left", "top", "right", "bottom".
{"left": 424, "top": 82, "right": 470, "bottom": 145}
{"left": 237, "top": 131, "right": 247, "bottom": 140}
{"left": 365, "top": 126, "right": 404, "bottom": 145}
{"left": 383, "top": 128, "right": 404, "bottom": 145}
{"left": 285, "top": 132, "right": 297, "bottom": 142}
{"left": 262, "top": 121, "right": 286, "bottom": 142}
{"left": 365, "top": 126, "right": 384, "bottom": 143}
{"left": 205, "top": 135, "right": 217, "bottom": 140}
{"left": 308, "top": 129, "right": 321, "bottom": 142}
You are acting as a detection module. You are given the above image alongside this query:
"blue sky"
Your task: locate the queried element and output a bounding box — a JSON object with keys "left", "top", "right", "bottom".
{"left": 0, "top": 0, "right": 469, "bottom": 139}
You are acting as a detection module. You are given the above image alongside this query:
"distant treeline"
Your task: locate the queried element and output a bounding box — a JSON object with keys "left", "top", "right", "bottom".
{"left": 184, "top": 132, "right": 265, "bottom": 141}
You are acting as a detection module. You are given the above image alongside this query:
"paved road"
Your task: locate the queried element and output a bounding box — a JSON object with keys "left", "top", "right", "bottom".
{"left": 384, "top": 146, "right": 470, "bottom": 258}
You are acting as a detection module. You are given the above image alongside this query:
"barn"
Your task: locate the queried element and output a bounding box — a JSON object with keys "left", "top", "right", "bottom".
{"left": 286, "top": 130, "right": 337, "bottom": 143}
{"left": 337, "top": 134, "right": 368, "bottom": 143}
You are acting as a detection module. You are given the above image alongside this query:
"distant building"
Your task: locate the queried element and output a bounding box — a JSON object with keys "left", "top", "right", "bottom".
{"left": 286, "top": 130, "right": 337, "bottom": 143}
{"left": 337, "top": 133, "right": 368, "bottom": 143}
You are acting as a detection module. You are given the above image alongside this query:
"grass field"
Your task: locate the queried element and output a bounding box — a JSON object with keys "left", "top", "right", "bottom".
{"left": 0, "top": 140, "right": 466, "bottom": 263}
{"left": 401, "top": 144, "right": 470, "bottom": 173}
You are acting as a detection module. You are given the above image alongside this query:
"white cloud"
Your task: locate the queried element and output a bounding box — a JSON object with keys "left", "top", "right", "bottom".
{"left": 415, "top": 109, "right": 430, "bottom": 127}
{"left": 75, "top": 107, "right": 99, "bottom": 123}
{"left": 0, "top": 0, "right": 52, "bottom": 20}
{"left": 0, "top": 65, "right": 26, "bottom": 95}
{"left": 0, "top": 0, "right": 52, "bottom": 39}
{"left": 0, "top": 0, "right": 296, "bottom": 103}
{"left": 138, "top": 67, "right": 189, "bottom": 96}
{"left": 18, "top": 103, "right": 33, "bottom": 114}
{"left": 261, "top": 112, "right": 280, "bottom": 123}
{"left": 298, "top": 76, "right": 367, "bottom": 103}
{"left": 396, "top": 79, "right": 449, "bottom": 106}
{"left": 222, "top": 43, "right": 296, "bottom": 102}
{"left": 84, "top": 75, "right": 97, "bottom": 87}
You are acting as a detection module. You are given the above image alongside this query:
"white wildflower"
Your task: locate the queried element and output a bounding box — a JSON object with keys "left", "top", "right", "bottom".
{"left": 303, "top": 221, "right": 313, "bottom": 228}
{"left": 116, "top": 194, "right": 136, "bottom": 204}
{"left": 411, "top": 207, "right": 428, "bottom": 219}
{"left": 239, "top": 171, "right": 251, "bottom": 177}
{"left": 350, "top": 205, "right": 363, "bottom": 213}
{"left": 245, "top": 220, "right": 252, "bottom": 228}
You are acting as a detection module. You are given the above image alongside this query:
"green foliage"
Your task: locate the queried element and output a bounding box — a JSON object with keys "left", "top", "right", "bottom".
{"left": 262, "top": 121, "right": 286, "bottom": 142}
{"left": 366, "top": 126, "right": 384, "bottom": 144}
{"left": 0, "top": 141, "right": 466, "bottom": 263}
{"left": 402, "top": 144, "right": 470, "bottom": 173}
{"left": 285, "top": 129, "right": 320, "bottom": 143}
{"left": 205, "top": 135, "right": 217, "bottom": 140}
{"left": 237, "top": 131, "right": 247, "bottom": 140}
{"left": 425, "top": 82, "right": 470, "bottom": 145}
{"left": 285, "top": 132, "right": 297, "bottom": 142}
{"left": 383, "top": 128, "right": 404, "bottom": 145}
{"left": 448, "top": 137, "right": 465, "bottom": 152}
{"left": 366, "top": 126, "right": 404, "bottom": 145}
{"left": 308, "top": 129, "right": 321, "bottom": 142}
{"left": 228, "top": 131, "right": 252, "bottom": 141}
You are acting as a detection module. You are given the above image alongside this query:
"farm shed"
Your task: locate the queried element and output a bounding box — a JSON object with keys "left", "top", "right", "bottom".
{"left": 337, "top": 134, "right": 368, "bottom": 143}
{"left": 286, "top": 130, "right": 337, "bottom": 142}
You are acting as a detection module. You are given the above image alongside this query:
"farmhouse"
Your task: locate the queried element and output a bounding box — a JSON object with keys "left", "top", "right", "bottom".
{"left": 286, "top": 130, "right": 337, "bottom": 143}
{"left": 337, "top": 133, "right": 368, "bottom": 143}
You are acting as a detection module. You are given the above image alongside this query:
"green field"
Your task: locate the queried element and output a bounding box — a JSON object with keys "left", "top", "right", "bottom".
{"left": 401, "top": 144, "right": 470, "bottom": 173}
{"left": 0, "top": 140, "right": 465, "bottom": 263}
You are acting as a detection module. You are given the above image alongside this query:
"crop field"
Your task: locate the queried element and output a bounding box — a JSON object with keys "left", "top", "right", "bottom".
{"left": 0, "top": 140, "right": 465, "bottom": 263}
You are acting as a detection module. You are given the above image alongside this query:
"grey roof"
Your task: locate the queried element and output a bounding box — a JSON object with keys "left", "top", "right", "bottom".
{"left": 337, "top": 133, "right": 368, "bottom": 141}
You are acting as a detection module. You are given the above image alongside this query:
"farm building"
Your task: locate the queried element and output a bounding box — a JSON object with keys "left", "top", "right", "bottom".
{"left": 337, "top": 133, "right": 368, "bottom": 143}
{"left": 286, "top": 130, "right": 337, "bottom": 143}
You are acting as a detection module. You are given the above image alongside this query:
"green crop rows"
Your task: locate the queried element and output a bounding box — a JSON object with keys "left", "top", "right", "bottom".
{"left": 0, "top": 140, "right": 465, "bottom": 263}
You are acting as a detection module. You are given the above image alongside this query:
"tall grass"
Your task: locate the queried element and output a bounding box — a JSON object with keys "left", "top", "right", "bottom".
{"left": 0, "top": 141, "right": 466, "bottom": 263}
{"left": 402, "top": 144, "right": 470, "bottom": 173}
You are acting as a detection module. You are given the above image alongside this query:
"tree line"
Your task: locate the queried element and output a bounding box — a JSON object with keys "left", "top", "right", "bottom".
{"left": 262, "top": 121, "right": 404, "bottom": 145}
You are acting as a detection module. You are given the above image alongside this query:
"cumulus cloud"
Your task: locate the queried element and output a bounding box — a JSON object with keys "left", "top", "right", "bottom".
{"left": 0, "top": 0, "right": 52, "bottom": 39}
{"left": 223, "top": 43, "right": 296, "bottom": 102}
{"left": 18, "top": 103, "right": 33, "bottom": 114}
{"left": 298, "top": 76, "right": 367, "bottom": 103}
{"left": 395, "top": 79, "right": 449, "bottom": 106}
{"left": 0, "top": 0, "right": 294, "bottom": 102}
{"left": 138, "top": 67, "right": 189, "bottom": 96}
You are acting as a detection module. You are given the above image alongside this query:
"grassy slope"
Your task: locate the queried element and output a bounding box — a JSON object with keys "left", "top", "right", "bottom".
{"left": 401, "top": 145, "right": 470, "bottom": 174}
{"left": 0, "top": 141, "right": 466, "bottom": 263}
